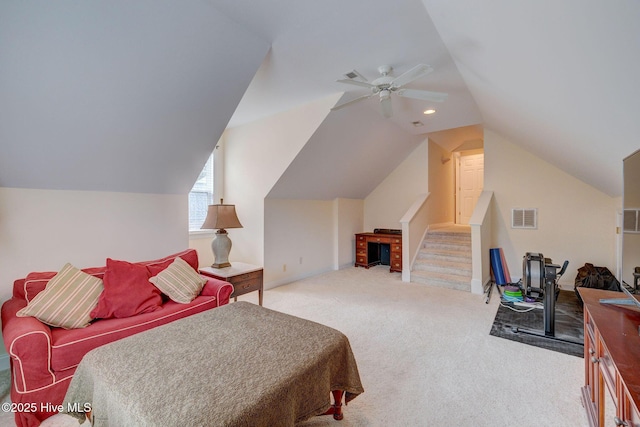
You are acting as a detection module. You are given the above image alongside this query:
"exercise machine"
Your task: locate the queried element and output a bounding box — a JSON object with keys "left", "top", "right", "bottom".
{"left": 514, "top": 253, "right": 580, "bottom": 344}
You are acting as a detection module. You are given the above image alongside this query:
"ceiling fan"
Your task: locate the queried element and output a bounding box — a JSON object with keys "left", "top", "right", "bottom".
{"left": 331, "top": 64, "right": 448, "bottom": 118}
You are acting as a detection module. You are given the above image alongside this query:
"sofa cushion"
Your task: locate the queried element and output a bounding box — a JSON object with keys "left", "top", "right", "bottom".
{"left": 149, "top": 257, "right": 207, "bottom": 303}
{"left": 17, "top": 263, "right": 104, "bottom": 329}
{"left": 50, "top": 294, "right": 220, "bottom": 372}
{"left": 90, "top": 258, "right": 163, "bottom": 319}
{"left": 144, "top": 249, "right": 199, "bottom": 276}
{"left": 19, "top": 249, "right": 198, "bottom": 303}
{"left": 23, "top": 267, "right": 106, "bottom": 303}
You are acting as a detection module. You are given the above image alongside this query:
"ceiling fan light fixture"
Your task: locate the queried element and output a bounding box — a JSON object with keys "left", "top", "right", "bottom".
{"left": 423, "top": 109, "right": 436, "bottom": 115}
{"left": 334, "top": 63, "right": 447, "bottom": 118}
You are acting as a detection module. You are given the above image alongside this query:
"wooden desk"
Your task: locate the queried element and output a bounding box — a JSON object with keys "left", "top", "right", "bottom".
{"left": 578, "top": 288, "right": 640, "bottom": 427}
{"left": 200, "top": 262, "right": 263, "bottom": 306}
{"left": 355, "top": 232, "right": 402, "bottom": 273}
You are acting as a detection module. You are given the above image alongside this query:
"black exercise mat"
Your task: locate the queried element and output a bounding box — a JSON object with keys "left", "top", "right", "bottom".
{"left": 489, "top": 288, "right": 584, "bottom": 358}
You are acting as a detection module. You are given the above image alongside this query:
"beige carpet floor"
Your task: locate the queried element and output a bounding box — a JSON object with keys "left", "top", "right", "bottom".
{"left": 1, "top": 266, "right": 589, "bottom": 426}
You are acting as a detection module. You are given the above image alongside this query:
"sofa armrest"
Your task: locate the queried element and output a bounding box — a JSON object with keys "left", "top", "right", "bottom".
{"left": 200, "top": 277, "right": 234, "bottom": 306}
{"left": 2, "top": 298, "right": 56, "bottom": 393}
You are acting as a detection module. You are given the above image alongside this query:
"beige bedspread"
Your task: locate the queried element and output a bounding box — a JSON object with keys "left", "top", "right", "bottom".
{"left": 63, "top": 301, "right": 364, "bottom": 426}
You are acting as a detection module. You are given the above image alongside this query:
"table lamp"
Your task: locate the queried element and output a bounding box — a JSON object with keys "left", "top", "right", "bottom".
{"left": 201, "top": 200, "right": 243, "bottom": 268}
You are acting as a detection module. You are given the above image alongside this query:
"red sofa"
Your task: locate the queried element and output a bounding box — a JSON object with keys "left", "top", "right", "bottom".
{"left": 1, "top": 249, "right": 233, "bottom": 427}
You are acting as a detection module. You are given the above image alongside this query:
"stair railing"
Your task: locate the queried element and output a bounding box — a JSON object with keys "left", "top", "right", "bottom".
{"left": 469, "top": 191, "right": 494, "bottom": 294}
{"left": 399, "top": 193, "right": 431, "bottom": 282}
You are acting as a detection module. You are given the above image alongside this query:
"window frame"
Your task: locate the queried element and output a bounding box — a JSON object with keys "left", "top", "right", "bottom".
{"left": 188, "top": 151, "right": 215, "bottom": 236}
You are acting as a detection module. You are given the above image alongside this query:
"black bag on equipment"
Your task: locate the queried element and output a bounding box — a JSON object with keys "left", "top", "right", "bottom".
{"left": 574, "top": 263, "right": 621, "bottom": 304}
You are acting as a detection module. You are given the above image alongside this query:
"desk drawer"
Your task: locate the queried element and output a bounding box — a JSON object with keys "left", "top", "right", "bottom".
{"left": 356, "top": 240, "right": 367, "bottom": 250}
{"left": 623, "top": 386, "right": 640, "bottom": 426}
{"left": 355, "top": 255, "right": 368, "bottom": 265}
{"left": 229, "top": 270, "right": 262, "bottom": 284}
{"left": 371, "top": 237, "right": 390, "bottom": 244}
{"left": 232, "top": 280, "right": 261, "bottom": 295}
{"left": 230, "top": 272, "right": 262, "bottom": 297}
{"left": 599, "top": 342, "right": 617, "bottom": 407}
{"left": 391, "top": 244, "right": 401, "bottom": 253}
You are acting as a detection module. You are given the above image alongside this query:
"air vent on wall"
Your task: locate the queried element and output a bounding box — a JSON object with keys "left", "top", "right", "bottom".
{"left": 512, "top": 208, "right": 537, "bottom": 229}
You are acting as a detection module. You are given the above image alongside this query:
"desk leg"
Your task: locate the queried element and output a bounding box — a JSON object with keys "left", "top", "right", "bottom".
{"left": 321, "top": 390, "right": 344, "bottom": 420}
{"left": 258, "top": 288, "right": 263, "bottom": 306}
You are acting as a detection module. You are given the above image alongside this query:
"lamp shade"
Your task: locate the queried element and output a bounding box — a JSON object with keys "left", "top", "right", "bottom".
{"left": 201, "top": 204, "right": 243, "bottom": 230}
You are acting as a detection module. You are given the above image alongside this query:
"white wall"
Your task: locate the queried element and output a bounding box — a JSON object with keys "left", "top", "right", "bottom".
{"left": 262, "top": 197, "right": 363, "bottom": 288}
{"left": 189, "top": 232, "right": 216, "bottom": 268}
{"left": 427, "top": 140, "right": 455, "bottom": 224}
{"left": 264, "top": 199, "right": 334, "bottom": 288}
{"left": 484, "top": 129, "right": 618, "bottom": 287}
{"left": 222, "top": 95, "right": 338, "bottom": 268}
{"left": 364, "top": 140, "right": 429, "bottom": 231}
{"left": 334, "top": 198, "right": 364, "bottom": 269}
{"left": 0, "top": 187, "right": 188, "bottom": 302}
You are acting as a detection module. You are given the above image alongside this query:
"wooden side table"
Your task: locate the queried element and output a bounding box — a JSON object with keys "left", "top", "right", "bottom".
{"left": 200, "top": 262, "right": 264, "bottom": 306}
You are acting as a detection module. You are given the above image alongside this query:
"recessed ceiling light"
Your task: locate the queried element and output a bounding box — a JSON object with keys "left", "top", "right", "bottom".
{"left": 423, "top": 109, "right": 436, "bottom": 115}
{"left": 411, "top": 121, "right": 424, "bottom": 127}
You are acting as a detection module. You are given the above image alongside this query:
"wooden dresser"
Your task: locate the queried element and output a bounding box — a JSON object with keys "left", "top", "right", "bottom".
{"left": 578, "top": 288, "right": 640, "bottom": 427}
{"left": 355, "top": 231, "right": 402, "bottom": 273}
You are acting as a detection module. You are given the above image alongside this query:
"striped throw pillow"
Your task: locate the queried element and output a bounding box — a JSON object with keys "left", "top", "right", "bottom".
{"left": 17, "top": 263, "right": 104, "bottom": 329}
{"left": 149, "top": 256, "right": 206, "bottom": 303}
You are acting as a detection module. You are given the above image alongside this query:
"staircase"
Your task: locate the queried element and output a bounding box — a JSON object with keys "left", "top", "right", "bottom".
{"left": 411, "top": 224, "right": 472, "bottom": 292}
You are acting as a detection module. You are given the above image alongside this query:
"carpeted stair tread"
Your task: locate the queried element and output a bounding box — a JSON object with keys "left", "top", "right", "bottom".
{"left": 412, "top": 259, "right": 472, "bottom": 276}
{"left": 424, "top": 232, "right": 471, "bottom": 242}
{"left": 411, "top": 225, "right": 472, "bottom": 292}
{"left": 417, "top": 250, "right": 471, "bottom": 261}
{"left": 423, "top": 238, "right": 471, "bottom": 246}
{"left": 421, "top": 242, "right": 471, "bottom": 252}
{"left": 411, "top": 270, "right": 471, "bottom": 291}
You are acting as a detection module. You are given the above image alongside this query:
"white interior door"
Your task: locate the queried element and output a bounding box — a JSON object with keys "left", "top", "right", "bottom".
{"left": 457, "top": 153, "right": 484, "bottom": 224}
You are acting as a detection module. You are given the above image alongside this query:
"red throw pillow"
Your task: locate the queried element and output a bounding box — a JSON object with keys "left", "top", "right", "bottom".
{"left": 90, "top": 259, "right": 163, "bottom": 319}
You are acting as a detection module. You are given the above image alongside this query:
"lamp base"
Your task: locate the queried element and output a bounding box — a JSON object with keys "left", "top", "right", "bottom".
{"left": 211, "top": 262, "right": 231, "bottom": 269}
{"left": 211, "top": 229, "right": 233, "bottom": 269}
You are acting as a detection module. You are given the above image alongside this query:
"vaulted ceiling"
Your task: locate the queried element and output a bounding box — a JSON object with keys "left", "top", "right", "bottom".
{"left": 1, "top": 1, "right": 638, "bottom": 197}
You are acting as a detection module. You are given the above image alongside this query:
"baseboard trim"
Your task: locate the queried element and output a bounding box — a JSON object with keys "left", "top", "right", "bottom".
{"left": 472, "top": 276, "right": 492, "bottom": 295}
{"left": 265, "top": 268, "right": 332, "bottom": 291}
{"left": 0, "top": 354, "right": 9, "bottom": 371}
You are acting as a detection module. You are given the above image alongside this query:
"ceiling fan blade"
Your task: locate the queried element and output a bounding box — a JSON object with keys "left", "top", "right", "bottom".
{"left": 336, "top": 79, "right": 376, "bottom": 89}
{"left": 390, "top": 64, "right": 433, "bottom": 88}
{"left": 330, "top": 93, "right": 374, "bottom": 111}
{"left": 380, "top": 96, "right": 393, "bottom": 118}
{"left": 396, "top": 88, "right": 448, "bottom": 102}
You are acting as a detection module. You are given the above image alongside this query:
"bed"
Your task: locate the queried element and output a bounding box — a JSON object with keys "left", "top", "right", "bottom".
{"left": 63, "top": 301, "right": 364, "bottom": 426}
